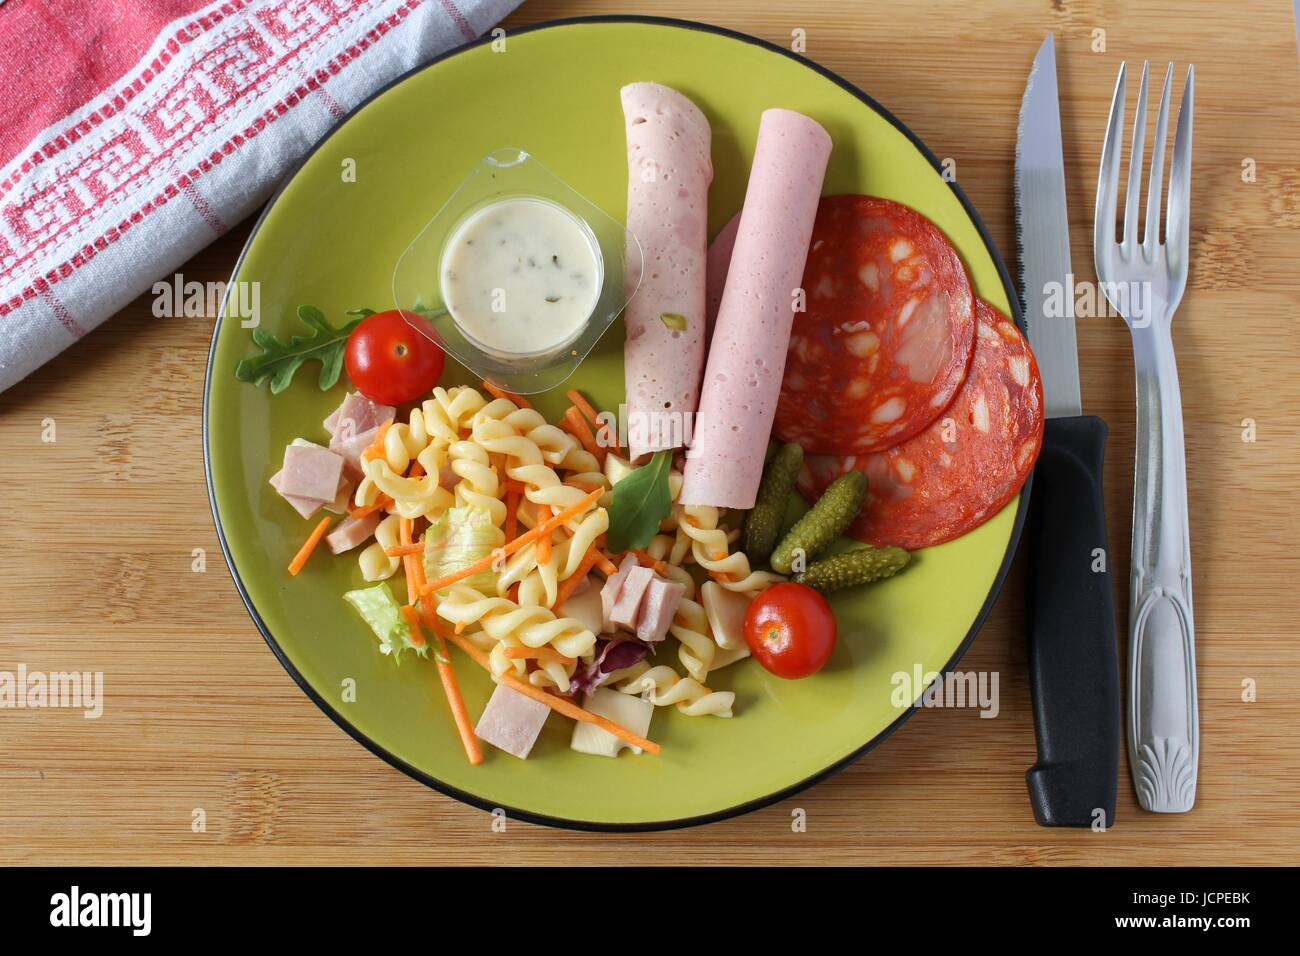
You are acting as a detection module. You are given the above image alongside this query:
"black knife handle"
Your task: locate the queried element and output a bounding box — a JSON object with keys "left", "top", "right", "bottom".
{"left": 1025, "top": 415, "right": 1121, "bottom": 828}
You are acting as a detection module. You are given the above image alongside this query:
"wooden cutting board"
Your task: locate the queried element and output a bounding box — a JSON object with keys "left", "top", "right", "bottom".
{"left": 2, "top": 0, "right": 1297, "bottom": 865}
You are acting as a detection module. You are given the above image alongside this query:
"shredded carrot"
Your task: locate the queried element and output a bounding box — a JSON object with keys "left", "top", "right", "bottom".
{"left": 399, "top": 515, "right": 413, "bottom": 548}
{"left": 536, "top": 505, "right": 553, "bottom": 563}
{"left": 481, "top": 380, "right": 531, "bottom": 408}
{"left": 562, "top": 406, "right": 605, "bottom": 464}
{"left": 553, "top": 544, "right": 600, "bottom": 608}
{"left": 443, "top": 625, "right": 491, "bottom": 668}
{"left": 557, "top": 414, "right": 582, "bottom": 442}
{"left": 407, "top": 460, "right": 425, "bottom": 479}
{"left": 711, "top": 570, "right": 737, "bottom": 583}
{"left": 400, "top": 604, "right": 482, "bottom": 766}
{"left": 566, "top": 389, "right": 602, "bottom": 429}
{"left": 593, "top": 550, "right": 620, "bottom": 575}
{"left": 398, "top": 520, "right": 424, "bottom": 646}
{"left": 567, "top": 388, "right": 619, "bottom": 454}
{"left": 420, "top": 488, "right": 603, "bottom": 597}
{"left": 348, "top": 493, "right": 394, "bottom": 519}
{"left": 360, "top": 419, "right": 395, "bottom": 463}
{"left": 385, "top": 543, "right": 425, "bottom": 557}
{"left": 288, "top": 516, "right": 332, "bottom": 576}
{"left": 629, "top": 549, "right": 668, "bottom": 575}
{"left": 398, "top": 519, "right": 419, "bottom": 591}
{"left": 399, "top": 597, "right": 427, "bottom": 649}
{"left": 508, "top": 582, "right": 520, "bottom": 603}
{"left": 443, "top": 630, "right": 659, "bottom": 755}
{"left": 565, "top": 478, "right": 606, "bottom": 493}
{"left": 409, "top": 547, "right": 428, "bottom": 594}
{"left": 504, "top": 483, "right": 520, "bottom": 542}
{"left": 400, "top": 527, "right": 479, "bottom": 766}
{"left": 502, "top": 645, "right": 576, "bottom": 666}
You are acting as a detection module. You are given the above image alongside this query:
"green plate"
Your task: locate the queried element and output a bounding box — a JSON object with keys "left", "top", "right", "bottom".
{"left": 204, "top": 16, "right": 1028, "bottom": 830}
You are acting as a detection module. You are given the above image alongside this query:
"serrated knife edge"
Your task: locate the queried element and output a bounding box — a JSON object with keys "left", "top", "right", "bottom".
{"left": 1015, "top": 32, "right": 1082, "bottom": 419}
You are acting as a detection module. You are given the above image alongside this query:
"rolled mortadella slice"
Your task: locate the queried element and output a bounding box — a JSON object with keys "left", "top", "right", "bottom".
{"left": 680, "top": 108, "right": 832, "bottom": 509}
{"left": 621, "top": 82, "right": 713, "bottom": 460}
{"left": 703, "top": 211, "right": 739, "bottom": 337}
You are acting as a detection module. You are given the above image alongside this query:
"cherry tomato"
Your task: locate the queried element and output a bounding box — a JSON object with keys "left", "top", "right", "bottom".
{"left": 744, "top": 582, "right": 838, "bottom": 679}
{"left": 344, "top": 310, "right": 444, "bottom": 405}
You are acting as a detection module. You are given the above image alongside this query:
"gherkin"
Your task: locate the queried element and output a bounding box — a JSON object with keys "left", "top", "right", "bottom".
{"left": 771, "top": 471, "right": 868, "bottom": 574}
{"left": 743, "top": 443, "right": 804, "bottom": 563}
{"left": 794, "top": 546, "right": 911, "bottom": 593}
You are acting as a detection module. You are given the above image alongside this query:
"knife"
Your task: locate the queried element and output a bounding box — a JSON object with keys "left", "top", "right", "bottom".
{"left": 1015, "top": 33, "right": 1121, "bottom": 828}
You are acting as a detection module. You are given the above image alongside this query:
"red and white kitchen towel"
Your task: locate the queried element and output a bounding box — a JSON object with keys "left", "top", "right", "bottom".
{"left": 0, "top": 0, "right": 522, "bottom": 394}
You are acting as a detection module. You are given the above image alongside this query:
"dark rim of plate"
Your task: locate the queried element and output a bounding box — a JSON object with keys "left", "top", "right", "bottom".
{"left": 203, "top": 14, "right": 1033, "bottom": 833}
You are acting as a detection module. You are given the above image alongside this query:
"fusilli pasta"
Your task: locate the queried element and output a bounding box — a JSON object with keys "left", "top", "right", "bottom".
{"left": 615, "top": 663, "right": 735, "bottom": 718}
{"left": 358, "top": 514, "right": 402, "bottom": 581}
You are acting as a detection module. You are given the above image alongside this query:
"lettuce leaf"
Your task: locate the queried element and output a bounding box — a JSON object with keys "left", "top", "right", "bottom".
{"left": 343, "top": 583, "right": 427, "bottom": 663}
{"left": 423, "top": 506, "right": 505, "bottom": 593}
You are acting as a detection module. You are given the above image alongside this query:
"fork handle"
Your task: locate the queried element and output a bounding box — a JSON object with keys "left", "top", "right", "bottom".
{"left": 1129, "top": 321, "right": 1198, "bottom": 812}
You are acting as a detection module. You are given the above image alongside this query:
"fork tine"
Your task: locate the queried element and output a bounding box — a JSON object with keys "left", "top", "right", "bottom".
{"left": 1122, "top": 61, "right": 1149, "bottom": 249}
{"left": 1166, "top": 65, "right": 1195, "bottom": 268}
{"left": 1094, "top": 61, "right": 1127, "bottom": 265}
{"left": 1143, "top": 63, "right": 1174, "bottom": 253}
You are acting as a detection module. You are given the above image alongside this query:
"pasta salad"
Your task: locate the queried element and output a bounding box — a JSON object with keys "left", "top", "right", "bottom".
{"left": 274, "top": 379, "right": 775, "bottom": 763}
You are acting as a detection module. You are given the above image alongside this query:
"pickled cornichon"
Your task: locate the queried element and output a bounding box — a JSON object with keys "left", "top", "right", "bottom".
{"left": 743, "top": 443, "right": 804, "bottom": 563}
{"left": 793, "top": 546, "right": 911, "bottom": 593}
{"left": 770, "top": 470, "right": 868, "bottom": 574}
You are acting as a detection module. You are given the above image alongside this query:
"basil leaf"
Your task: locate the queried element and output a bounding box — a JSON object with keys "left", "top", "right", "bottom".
{"left": 234, "top": 305, "right": 363, "bottom": 393}
{"left": 605, "top": 449, "right": 674, "bottom": 552}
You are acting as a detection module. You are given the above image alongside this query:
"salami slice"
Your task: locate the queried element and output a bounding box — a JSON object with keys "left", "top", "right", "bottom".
{"left": 797, "top": 300, "right": 1043, "bottom": 550}
{"left": 774, "top": 195, "right": 976, "bottom": 455}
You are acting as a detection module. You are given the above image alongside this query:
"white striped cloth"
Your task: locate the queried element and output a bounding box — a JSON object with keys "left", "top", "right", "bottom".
{"left": 0, "top": 0, "right": 522, "bottom": 394}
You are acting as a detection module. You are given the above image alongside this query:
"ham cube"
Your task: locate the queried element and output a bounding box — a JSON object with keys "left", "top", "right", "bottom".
{"left": 636, "top": 577, "right": 686, "bottom": 644}
{"left": 326, "top": 511, "right": 382, "bottom": 554}
{"left": 600, "top": 554, "right": 638, "bottom": 633}
{"left": 323, "top": 473, "right": 355, "bottom": 514}
{"left": 330, "top": 423, "right": 380, "bottom": 474}
{"left": 279, "top": 442, "right": 345, "bottom": 502}
{"left": 324, "top": 392, "right": 395, "bottom": 438}
{"left": 610, "top": 565, "right": 655, "bottom": 631}
{"left": 269, "top": 468, "right": 325, "bottom": 519}
{"left": 475, "top": 684, "right": 551, "bottom": 760}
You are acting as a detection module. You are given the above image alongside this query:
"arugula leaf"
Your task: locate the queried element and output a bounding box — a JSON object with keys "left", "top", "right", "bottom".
{"left": 235, "top": 304, "right": 362, "bottom": 394}
{"left": 605, "top": 449, "right": 674, "bottom": 552}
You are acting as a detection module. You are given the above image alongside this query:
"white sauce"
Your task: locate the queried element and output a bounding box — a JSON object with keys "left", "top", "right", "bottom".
{"left": 440, "top": 196, "right": 602, "bottom": 357}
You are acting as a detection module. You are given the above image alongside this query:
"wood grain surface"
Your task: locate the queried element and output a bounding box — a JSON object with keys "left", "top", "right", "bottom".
{"left": 2, "top": 0, "right": 1298, "bottom": 866}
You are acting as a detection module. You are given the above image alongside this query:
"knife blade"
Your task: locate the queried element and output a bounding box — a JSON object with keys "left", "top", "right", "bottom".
{"left": 1018, "top": 35, "right": 1081, "bottom": 419}
{"left": 1015, "top": 33, "right": 1121, "bottom": 829}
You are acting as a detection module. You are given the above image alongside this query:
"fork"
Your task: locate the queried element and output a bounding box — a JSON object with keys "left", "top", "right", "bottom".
{"left": 1094, "top": 60, "right": 1197, "bottom": 813}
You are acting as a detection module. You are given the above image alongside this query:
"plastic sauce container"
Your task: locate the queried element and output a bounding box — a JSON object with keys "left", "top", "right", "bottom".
{"left": 394, "top": 149, "right": 643, "bottom": 393}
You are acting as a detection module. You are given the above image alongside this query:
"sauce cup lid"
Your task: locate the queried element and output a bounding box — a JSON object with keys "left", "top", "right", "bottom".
{"left": 393, "top": 148, "right": 643, "bottom": 394}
